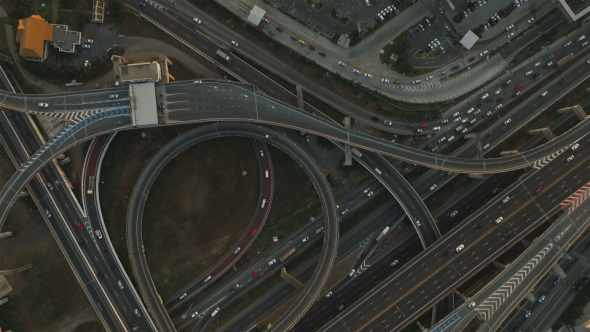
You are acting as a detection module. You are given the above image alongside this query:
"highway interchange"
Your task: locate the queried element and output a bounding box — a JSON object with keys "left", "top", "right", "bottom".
{"left": 2, "top": 0, "right": 590, "bottom": 332}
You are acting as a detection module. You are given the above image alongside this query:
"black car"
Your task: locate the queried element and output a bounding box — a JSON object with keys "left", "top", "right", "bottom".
{"left": 276, "top": 26, "right": 284, "bottom": 32}
{"left": 477, "top": 102, "right": 484, "bottom": 107}
{"left": 318, "top": 51, "right": 326, "bottom": 56}
{"left": 486, "top": 130, "right": 493, "bottom": 137}
{"left": 559, "top": 77, "right": 567, "bottom": 84}
{"left": 98, "top": 272, "right": 106, "bottom": 281}
{"left": 78, "top": 240, "right": 85, "bottom": 248}
{"left": 532, "top": 73, "right": 539, "bottom": 78}
{"left": 407, "top": 124, "right": 415, "bottom": 128}
{"left": 497, "top": 97, "right": 504, "bottom": 102}
{"left": 372, "top": 116, "right": 379, "bottom": 122}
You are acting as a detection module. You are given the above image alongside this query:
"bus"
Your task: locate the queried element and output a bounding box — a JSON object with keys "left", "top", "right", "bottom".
{"left": 87, "top": 176, "right": 95, "bottom": 194}
{"left": 376, "top": 226, "right": 390, "bottom": 242}
{"left": 280, "top": 248, "right": 296, "bottom": 262}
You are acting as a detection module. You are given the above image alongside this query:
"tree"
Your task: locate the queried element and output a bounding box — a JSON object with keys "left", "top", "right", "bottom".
{"left": 107, "top": 0, "right": 124, "bottom": 25}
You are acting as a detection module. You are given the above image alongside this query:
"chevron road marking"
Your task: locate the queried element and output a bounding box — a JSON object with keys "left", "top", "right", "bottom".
{"left": 533, "top": 145, "right": 571, "bottom": 170}
{"left": 561, "top": 182, "right": 590, "bottom": 212}
{"left": 476, "top": 244, "right": 552, "bottom": 320}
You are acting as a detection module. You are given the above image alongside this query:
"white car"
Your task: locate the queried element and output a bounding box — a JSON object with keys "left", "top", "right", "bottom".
{"left": 233, "top": 247, "right": 241, "bottom": 254}
{"left": 352, "top": 69, "right": 361, "bottom": 74}
{"left": 564, "top": 41, "right": 572, "bottom": 47}
{"left": 364, "top": 73, "right": 373, "bottom": 79}
{"left": 495, "top": 104, "right": 503, "bottom": 110}
{"left": 450, "top": 210, "right": 458, "bottom": 217}
{"left": 38, "top": 102, "right": 49, "bottom": 107}
{"left": 268, "top": 259, "right": 277, "bottom": 266}
{"left": 341, "top": 209, "right": 349, "bottom": 215}
{"left": 391, "top": 260, "right": 399, "bottom": 266}
{"left": 338, "top": 61, "right": 347, "bottom": 67}
{"left": 430, "top": 184, "right": 437, "bottom": 191}
{"left": 454, "top": 117, "right": 461, "bottom": 123}
{"left": 325, "top": 291, "right": 333, "bottom": 298}
{"left": 534, "top": 61, "right": 541, "bottom": 67}
{"left": 302, "top": 236, "right": 309, "bottom": 243}
{"left": 494, "top": 89, "right": 501, "bottom": 95}
{"left": 381, "top": 78, "right": 390, "bottom": 84}
{"left": 193, "top": 17, "right": 202, "bottom": 24}
{"left": 231, "top": 40, "right": 239, "bottom": 47}
{"left": 571, "top": 143, "right": 579, "bottom": 150}
{"left": 193, "top": 80, "right": 202, "bottom": 84}
{"left": 461, "top": 118, "right": 468, "bottom": 123}
{"left": 348, "top": 268, "right": 356, "bottom": 277}
{"left": 456, "top": 244, "right": 465, "bottom": 252}
{"left": 525, "top": 70, "right": 533, "bottom": 76}
{"left": 495, "top": 217, "right": 504, "bottom": 224}
{"left": 179, "top": 293, "right": 187, "bottom": 300}
{"left": 191, "top": 311, "right": 199, "bottom": 318}
{"left": 538, "top": 295, "right": 545, "bottom": 302}
{"left": 85, "top": 38, "right": 94, "bottom": 43}
{"left": 384, "top": 120, "right": 392, "bottom": 125}
{"left": 363, "top": 188, "right": 370, "bottom": 194}
{"left": 508, "top": 32, "right": 514, "bottom": 39}
{"left": 527, "top": 17, "right": 535, "bottom": 23}
{"left": 481, "top": 93, "right": 489, "bottom": 100}
{"left": 452, "top": 112, "right": 460, "bottom": 117}
{"left": 506, "top": 24, "right": 514, "bottom": 31}
{"left": 109, "top": 94, "right": 118, "bottom": 99}
{"left": 45, "top": 209, "right": 52, "bottom": 218}
{"left": 366, "top": 191, "right": 373, "bottom": 197}
{"left": 82, "top": 44, "right": 91, "bottom": 49}
{"left": 502, "top": 196, "right": 510, "bottom": 203}
{"left": 134, "top": 309, "right": 141, "bottom": 317}
{"left": 541, "top": 91, "right": 548, "bottom": 97}
{"left": 426, "top": 75, "right": 433, "bottom": 81}
{"left": 525, "top": 311, "right": 531, "bottom": 318}
{"left": 84, "top": 60, "right": 90, "bottom": 67}
{"left": 504, "top": 118, "right": 511, "bottom": 124}
{"left": 567, "top": 155, "right": 575, "bottom": 162}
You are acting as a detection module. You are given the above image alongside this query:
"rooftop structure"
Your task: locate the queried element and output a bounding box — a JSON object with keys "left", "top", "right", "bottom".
{"left": 16, "top": 15, "right": 81, "bottom": 62}
{"left": 556, "top": 0, "right": 590, "bottom": 22}
{"left": 247, "top": 5, "right": 266, "bottom": 26}
{"left": 460, "top": 30, "right": 479, "bottom": 50}
{"left": 92, "top": 0, "right": 105, "bottom": 23}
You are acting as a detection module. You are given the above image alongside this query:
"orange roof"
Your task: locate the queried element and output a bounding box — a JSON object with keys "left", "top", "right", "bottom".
{"left": 16, "top": 15, "right": 53, "bottom": 58}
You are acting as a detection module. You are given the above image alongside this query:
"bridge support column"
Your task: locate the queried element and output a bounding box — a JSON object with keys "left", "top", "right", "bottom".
{"left": 343, "top": 117, "right": 352, "bottom": 166}
{"left": 528, "top": 128, "right": 555, "bottom": 141}
{"left": 493, "top": 261, "right": 508, "bottom": 270}
{"left": 521, "top": 239, "right": 533, "bottom": 247}
{"left": 453, "top": 289, "right": 467, "bottom": 302}
{"left": 416, "top": 321, "right": 427, "bottom": 331}
{"left": 296, "top": 85, "right": 308, "bottom": 137}
{"left": 552, "top": 264, "right": 567, "bottom": 279}
{"left": 0, "top": 232, "right": 12, "bottom": 239}
{"left": 551, "top": 239, "right": 573, "bottom": 260}
{"left": 557, "top": 105, "right": 587, "bottom": 121}
{"left": 500, "top": 150, "right": 520, "bottom": 156}
{"left": 280, "top": 268, "right": 305, "bottom": 292}
{"left": 525, "top": 292, "right": 536, "bottom": 302}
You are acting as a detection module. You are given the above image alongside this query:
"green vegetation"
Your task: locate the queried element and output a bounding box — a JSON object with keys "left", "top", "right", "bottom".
{"left": 330, "top": 9, "right": 349, "bottom": 25}
{"left": 348, "top": 0, "right": 414, "bottom": 47}
{"left": 380, "top": 32, "right": 414, "bottom": 75}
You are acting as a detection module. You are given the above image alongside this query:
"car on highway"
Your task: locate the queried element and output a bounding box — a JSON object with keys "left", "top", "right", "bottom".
{"left": 461, "top": 118, "right": 468, "bottom": 124}
{"left": 452, "top": 112, "right": 460, "bottom": 117}
{"left": 233, "top": 247, "right": 241, "bottom": 254}
{"left": 546, "top": 54, "right": 555, "bottom": 61}
{"left": 451, "top": 210, "right": 458, "bottom": 217}
{"left": 364, "top": 73, "right": 373, "bottom": 79}
{"left": 134, "top": 309, "right": 140, "bottom": 317}
{"left": 191, "top": 311, "right": 199, "bottom": 318}
{"left": 514, "top": 84, "right": 522, "bottom": 90}
{"left": 441, "top": 119, "right": 449, "bottom": 124}
{"left": 352, "top": 68, "right": 361, "bottom": 74}
{"left": 384, "top": 120, "right": 392, "bottom": 126}
{"left": 348, "top": 269, "right": 356, "bottom": 277}
{"left": 381, "top": 78, "right": 390, "bottom": 84}
{"left": 82, "top": 44, "right": 91, "bottom": 49}
{"left": 203, "top": 275, "right": 212, "bottom": 283}
{"left": 559, "top": 77, "right": 567, "bottom": 84}
{"left": 179, "top": 293, "right": 187, "bottom": 300}
{"left": 231, "top": 40, "right": 239, "bottom": 47}
{"left": 494, "top": 89, "right": 501, "bottom": 95}
{"left": 525, "top": 70, "right": 533, "bottom": 76}
{"left": 535, "top": 186, "right": 543, "bottom": 194}
{"left": 139, "top": 2, "right": 146, "bottom": 7}
{"left": 366, "top": 191, "right": 373, "bottom": 197}
{"left": 506, "top": 24, "right": 514, "bottom": 31}
{"left": 325, "top": 291, "right": 333, "bottom": 298}
{"left": 495, "top": 217, "right": 504, "bottom": 224}
{"left": 480, "top": 93, "right": 489, "bottom": 100}
{"left": 77, "top": 221, "right": 84, "bottom": 229}
{"left": 525, "top": 310, "right": 531, "bottom": 318}
{"left": 193, "top": 80, "right": 202, "bottom": 84}
{"left": 507, "top": 32, "right": 514, "bottom": 39}
{"left": 453, "top": 117, "right": 461, "bottom": 123}
{"left": 118, "top": 280, "right": 124, "bottom": 289}
{"left": 534, "top": 61, "right": 541, "bottom": 67}
{"left": 260, "top": 150, "right": 264, "bottom": 157}
{"left": 38, "top": 102, "right": 49, "bottom": 107}
{"left": 44, "top": 209, "right": 51, "bottom": 218}
{"left": 341, "top": 209, "right": 349, "bottom": 215}
{"left": 109, "top": 94, "right": 118, "bottom": 98}
{"left": 426, "top": 75, "right": 433, "bottom": 81}
{"left": 456, "top": 244, "right": 465, "bottom": 252}
{"left": 538, "top": 295, "right": 546, "bottom": 302}
{"left": 502, "top": 196, "right": 510, "bottom": 203}
{"left": 363, "top": 188, "right": 370, "bottom": 194}
{"left": 391, "top": 260, "right": 399, "bottom": 266}
{"left": 251, "top": 229, "right": 257, "bottom": 237}
{"left": 416, "top": 129, "right": 422, "bottom": 133}
{"left": 420, "top": 123, "right": 428, "bottom": 128}
{"left": 495, "top": 104, "right": 503, "bottom": 110}
{"left": 583, "top": 41, "right": 589, "bottom": 47}
{"left": 545, "top": 61, "right": 553, "bottom": 68}
{"left": 253, "top": 270, "right": 260, "bottom": 276}
{"left": 298, "top": 40, "right": 306, "bottom": 46}
{"left": 527, "top": 17, "right": 535, "bottom": 23}
{"left": 554, "top": 278, "right": 561, "bottom": 284}
{"left": 466, "top": 107, "right": 474, "bottom": 114}
{"left": 338, "top": 61, "right": 347, "bottom": 67}
{"left": 572, "top": 143, "right": 579, "bottom": 150}
{"left": 85, "top": 38, "right": 93, "bottom": 43}
{"left": 567, "top": 155, "right": 575, "bottom": 162}
{"left": 429, "top": 184, "right": 437, "bottom": 191}
{"left": 541, "top": 91, "right": 548, "bottom": 97}
{"left": 564, "top": 41, "right": 572, "bottom": 47}
{"left": 268, "top": 259, "right": 277, "bottom": 266}
{"left": 503, "top": 79, "right": 512, "bottom": 86}
{"left": 302, "top": 236, "right": 309, "bottom": 242}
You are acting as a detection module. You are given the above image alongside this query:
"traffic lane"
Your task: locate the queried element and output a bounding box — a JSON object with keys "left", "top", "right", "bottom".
{"left": 166, "top": 139, "right": 273, "bottom": 309}
{"left": 327, "top": 153, "right": 590, "bottom": 332}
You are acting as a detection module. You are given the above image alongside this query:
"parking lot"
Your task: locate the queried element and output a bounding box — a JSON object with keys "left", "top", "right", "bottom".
{"left": 406, "top": 18, "right": 458, "bottom": 67}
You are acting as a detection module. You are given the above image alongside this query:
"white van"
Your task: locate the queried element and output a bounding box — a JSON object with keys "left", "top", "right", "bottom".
{"left": 447, "top": 135, "right": 455, "bottom": 142}
{"left": 261, "top": 199, "right": 267, "bottom": 208}
{"left": 211, "top": 307, "right": 220, "bottom": 317}
{"left": 432, "top": 126, "right": 441, "bottom": 131}
{"left": 578, "top": 35, "right": 586, "bottom": 42}
{"left": 412, "top": 80, "right": 422, "bottom": 84}
{"left": 204, "top": 275, "right": 212, "bottom": 283}
{"left": 265, "top": 170, "right": 269, "bottom": 178}
{"left": 374, "top": 168, "right": 382, "bottom": 175}
{"left": 470, "top": 118, "right": 476, "bottom": 124}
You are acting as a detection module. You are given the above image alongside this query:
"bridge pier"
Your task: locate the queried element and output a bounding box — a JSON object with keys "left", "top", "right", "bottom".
{"left": 552, "top": 264, "right": 567, "bottom": 279}
{"left": 343, "top": 117, "right": 352, "bottom": 166}
{"left": 296, "top": 85, "right": 308, "bottom": 137}
{"left": 528, "top": 128, "right": 555, "bottom": 141}
{"left": 557, "top": 105, "right": 587, "bottom": 121}
{"left": 500, "top": 150, "right": 520, "bottom": 156}
{"left": 280, "top": 268, "right": 305, "bottom": 292}
{"left": 551, "top": 239, "right": 573, "bottom": 260}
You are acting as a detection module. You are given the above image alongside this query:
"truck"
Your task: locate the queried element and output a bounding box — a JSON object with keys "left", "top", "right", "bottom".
{"left": 556, "top": 53, "right": 574, "bottom": 67}
{"left": 216, "top": 50, "right": 230, "bottom": 62}
{"left": 376, "top": 226, "right": 390, "bottom": 242}
{"left": 351, "top": 147, "right": 363, "bottom": 158}
{"left": 280, "top": 247, "right": 296, "bottom": 262}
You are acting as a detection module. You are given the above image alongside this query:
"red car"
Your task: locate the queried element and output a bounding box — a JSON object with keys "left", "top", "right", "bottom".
{"left": 77, "top": 221, "right": 84, "bottom": 230}
{"left": 514, "top": 84, "right": 522, "bottom": 91}
{"left": 420, "top": 124, "right": 429, "bottom": 128}
{"left": 253, "top": 270, "right": 260, "bottom": 276}
{"left": 251, "top": 229, "right": 258, "bottom": 237}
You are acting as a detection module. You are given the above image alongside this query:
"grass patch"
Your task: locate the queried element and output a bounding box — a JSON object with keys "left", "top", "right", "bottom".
{"left": 380, "top": 32, "right": 414, "bottom": 75}
{"left": 329, "top": 9, "right": 349, "bottom": 25}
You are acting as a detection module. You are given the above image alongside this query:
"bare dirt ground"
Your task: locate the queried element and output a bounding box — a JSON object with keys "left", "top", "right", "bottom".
{"left": 0, "top": 144, "right": 99, "bottom": 331}
{"left": 142, "top": 137, "right": 260, "bottom": 299}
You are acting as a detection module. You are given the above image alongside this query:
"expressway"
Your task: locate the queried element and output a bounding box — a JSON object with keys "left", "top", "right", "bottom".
{"left": 164, "top": 138, "right": 275, "bottom": 310}
{"left": 319, "top": 137, "right": 590, "bottom": 332}
{"left": 125, "top": 123, "right": 339, "bottom": 332}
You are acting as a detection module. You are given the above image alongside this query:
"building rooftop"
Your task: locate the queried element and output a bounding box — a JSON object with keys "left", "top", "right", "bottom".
{"left": 16, "top": 15, "right": 53, "bottom": 59}
{"left": 119, "top": 62, "right": 161, "bottom": 83}
{"left": 50, "top": 24, "right": 81, "bottom": 53}
{"left": 460, "top": 30, "right": 479, "bottom": 50}
{"left": 247, "top": 5, "right": 266, "bottom": 26}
